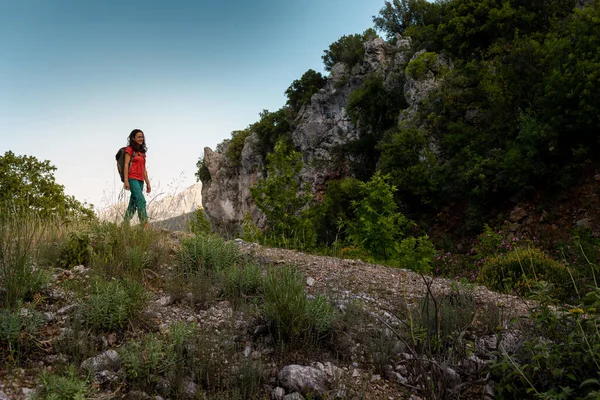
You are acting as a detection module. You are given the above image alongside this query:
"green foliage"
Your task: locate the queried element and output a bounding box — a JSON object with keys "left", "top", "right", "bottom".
{"left": 0, "top": 151, "right": 94, "bottom": 218}
{"left": 195, "top": 156, "right": 211, "bottom": 183}
{"left": 396, "top": 235, "right": 436, "bottom": 273}
{"left": 346, "top": 172, "right": 414, "bottom": 261}
{"left": 478, "top": 246, "right": 570, "bottom": 297}
{"left": 80, "top": 278, "right": 148, "bottom": 331}
{"left": 262, "top": 265, "right": 337, "bottom": 343}
{"left": 285, "top": 69, "right": 327, "bottom": 110}
{"left": 250, "top": 141, "right": 315, "bottom": 250}
{"left": 189, "top": 208, "right": 211, "bottom": 235}
{"left": 345, "top": 74, "right": 406, "bottom": 180}
{"left": 322, "top": 28, "right": 377, "bottom": 71}
{"left": 406, "top": 51, "right": 438, "bottom": 80}
{"left": 250, "top": 109, "right": 292, "bottom": 162}
{"left": 119, "top": 333, "right": 172, "bottom": 388}
{"left": 241, "top": 212, "right": 263, "bottom": 243}
{"left": 56, "top": 231, "right": 92, "bottom": 269}
{"left": 88, "top": 221, "right": 165, "bottom": 280}
{"left": 373, "top": 0, "right": 447, "bottom": 49}
{"left": 120, "top": 322, "right": 265, "bottom": 397}
{"left": 178, "top": 232, "right": 241, "bottom": 274}
{"left": 219, "top": 262, "right": 263, "bottom": 306}
{"left": 224, "top": 129, "right": 252, "bottom": 169}
{"left": 378, "top": 126, "right": 440, "bottom": 207}
{"left": 312, "top": 177, "right": 363, "bottom": 247}
{"left": 0, "top": 306, "right": 44, "bottom": 362}
{"left": 492, "top": 282, "right": 600, "bottom": 399}
{"left": 34, "top": 366, "right": 94, "bottom": 400}
{"left": 0, "top": 208, "right": 49, "bottom": 309}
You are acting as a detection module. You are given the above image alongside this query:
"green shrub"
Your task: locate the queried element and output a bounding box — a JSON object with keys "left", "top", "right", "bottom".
{"left": 178, "top": 233, "right": 241, "bottom": 274}
{"left": 80, "top": 278, "right": 148, "bottom": 331}
{"left": 262, "top": 265, "right": 337, "bottom": 343}
{"left": 241, "top": 212, "right": 263, "bottom": 244}
{"left": 396, "top": 235, "right": 436, "bottom": 273}
{"left": 34, "top": 365, "right": 93, "bottom": 400}
{"left": 478, "top": 246, "right": 569, "bottom": 297}
{"left": 189, "top": 208, "right": 211, "bottom": 235}
{"left": 56, "top": 231, "right": 92, "bottom": 269}
{"left": 0, "top": 307, "right": 44, "bottom": 362}
{"left": 224, "top": 129, "right": 252, "bottom": 169}
{"left": 0, "top": 209, "right": 49, "bottom": 309}
{"left": 120, "top": 333, "right": 172, "bottom": 389}
{"left": 322, "top": 28, "right": 377, "bottom": 71}
{"left": 89, "top": 221, "right": 165, "bottom": 279}
{"left": 195, "top": 156, "right": 211, "bottom": 183}
{"left": 346, "top": 172, "right": 414, "bottom": 262}
{"left": 492, "top": 283, "right": 600, "bottom": 398}
{"left": 406, "top": 51, "right": 438, "bottom": 80}
{"left": 285, "top": 69, "right": 327, "bottom": 110}
{"left": 219, "top": 262, "right": 263, "bottom": 305}
{"left": 250, "top": 140, "right": 315, "bottom": 250}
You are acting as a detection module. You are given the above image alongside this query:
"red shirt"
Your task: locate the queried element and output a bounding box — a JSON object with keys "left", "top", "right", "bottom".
{"left": 125, "top": 146, "right": 146, "bottom": 181}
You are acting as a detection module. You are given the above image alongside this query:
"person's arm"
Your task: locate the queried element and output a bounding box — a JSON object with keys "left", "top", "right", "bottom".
{"left": 144, "top": 165, "right": 151, "bottom": 193}
{"left": 123, "top": 153, "right": 131, "bottom": 190}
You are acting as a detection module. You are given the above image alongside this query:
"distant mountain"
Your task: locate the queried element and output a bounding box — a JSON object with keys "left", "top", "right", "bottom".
{"left": 98, "top": 181, "right": 202, "bottom": 224}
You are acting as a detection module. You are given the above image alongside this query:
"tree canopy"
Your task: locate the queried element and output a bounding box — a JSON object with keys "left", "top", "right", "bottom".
{"left": 0, "top": 151, "right": 94, "bottom": 219}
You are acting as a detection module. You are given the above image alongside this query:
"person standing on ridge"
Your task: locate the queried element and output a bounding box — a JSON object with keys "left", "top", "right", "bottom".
{"left": 123, "top": 129, "right": 151, "bottom": 227}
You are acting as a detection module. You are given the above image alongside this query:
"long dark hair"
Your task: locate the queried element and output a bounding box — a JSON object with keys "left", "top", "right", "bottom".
{"left": 128, "top": 129, "right": 147, "bottom": 153}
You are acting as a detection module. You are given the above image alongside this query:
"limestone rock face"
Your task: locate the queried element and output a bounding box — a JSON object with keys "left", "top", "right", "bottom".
{"left": 202, "top": 36, "right": 445, "bottom": 236}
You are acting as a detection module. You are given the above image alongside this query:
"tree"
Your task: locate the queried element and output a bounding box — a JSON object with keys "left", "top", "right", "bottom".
{"left": 0, "top": 151, "right": 93, "bottom": 218}
{"left": 346, "top": 172, "right": 413, "bottom": 261}
{"left": 322, "top": 28, "right": 378, "bottom": 72}
{"left": 285, "top": 69, "right": 327, "bottom": 110}
{"left": 249, "top": 141, "right": 315, "bottom": 248}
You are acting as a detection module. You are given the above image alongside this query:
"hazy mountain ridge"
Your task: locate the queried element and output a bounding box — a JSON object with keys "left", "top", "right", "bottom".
{"left": 98, "top": 181, "right": 202, "bottom": 223}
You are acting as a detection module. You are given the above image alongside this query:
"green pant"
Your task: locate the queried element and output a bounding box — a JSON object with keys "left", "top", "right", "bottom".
{"left": 124, "top": 179, "right": 148, "bottom": 224}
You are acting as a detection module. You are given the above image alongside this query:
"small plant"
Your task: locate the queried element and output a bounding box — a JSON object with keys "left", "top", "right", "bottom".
{"left": 178, "top": 233, "right": 241, "bottom": 274}
{"left": 242, "top": 212, "right": 263, "bottom": 244}
{"left": 492, "top": 282, "right": 600, "bottom": 398}
{"left": 119, "top": 333, "right": 172, "bottom": 390}
{"left": 0, "top": 209, "right": 49, "bottom": 309}
{"left": 219, "top": 262, "right": 263, "bottom": 306}
{"left": 478, "top": 246, "right": 570, "bottom": 298}
{"left": 56, "top": 231, "right": 92, "bottom": 269}
{"left": 189, "top": 208, "right": 211, "bottom": 235}
{"left": 406, "top": 51, "right": 439, "bottom": 80}
{"left": 33, "top": 365, "right": 94, "bottom": 400}
{"left": 0, "top": 306, "right": 44, "bottom": 363}
{"left": 89, "top": 221, "right": 165, "bottom": 280}
{"left": 262, "top": 265, "right": 337, "bottom": 343}
{"left": 80, "top": 278, "right": 148, "bottom": 331}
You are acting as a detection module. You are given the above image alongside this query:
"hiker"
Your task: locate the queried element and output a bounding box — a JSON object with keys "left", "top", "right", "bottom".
{"left": 123, "top": 129, "right": 151, "bottom": 227}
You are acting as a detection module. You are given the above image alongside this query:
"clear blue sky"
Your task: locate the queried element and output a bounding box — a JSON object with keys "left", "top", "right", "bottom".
{"left": 0, "top": 0, "right": 385, "bottom": 210}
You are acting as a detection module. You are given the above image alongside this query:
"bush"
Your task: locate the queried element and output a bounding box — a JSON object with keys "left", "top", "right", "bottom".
{"left": 0, "top": 307, "right": 44, "bottom": 362}
{"left": 262, "top": 265, "right": 337, "bottom": 343}
{"left": 478, "top": 246, "right": 570, "bottom": 297}
{"left": 285, "top": 69, "right": 327, "bottom": 110}
{"left": 492, "top": 283, "right": 600, "bottom": 398}
{"left": 195, "top": 156, "right": 211, "bottom": 183}
{"left": 56, "top": 231, "right": 92, "bottom": 269}
{"left": 224, "top": 129, "right": 252, "bottom": 169}
{"left": 34, "top": 365, "right": 94, "bottom": 400}
{"left": 178, "top": 233, "right": 241, "bottom": 274}
{"left": 406, "top": 51, "right": 438, "bottom": 80}
{"left": 219, "top": 262, "right": 263, "bottom": 306}
{"left": 89, "top": 221, "right": 165, "bottom": 280}
{"left": 0, "top": 209, "right": 49, "bottom": 309}
{"left": 189, "top": 208, "right": 211, "bottom": 235}
{"left": 322, "top": 28, "right": 377, "bottom": 71}
{"left": 80, "top": 278, "right": 148, "bottom": 331}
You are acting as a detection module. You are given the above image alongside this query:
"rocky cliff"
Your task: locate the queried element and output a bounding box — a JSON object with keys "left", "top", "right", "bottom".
{"left": 201, "top": 37, "right": 445, "bottom": 236}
